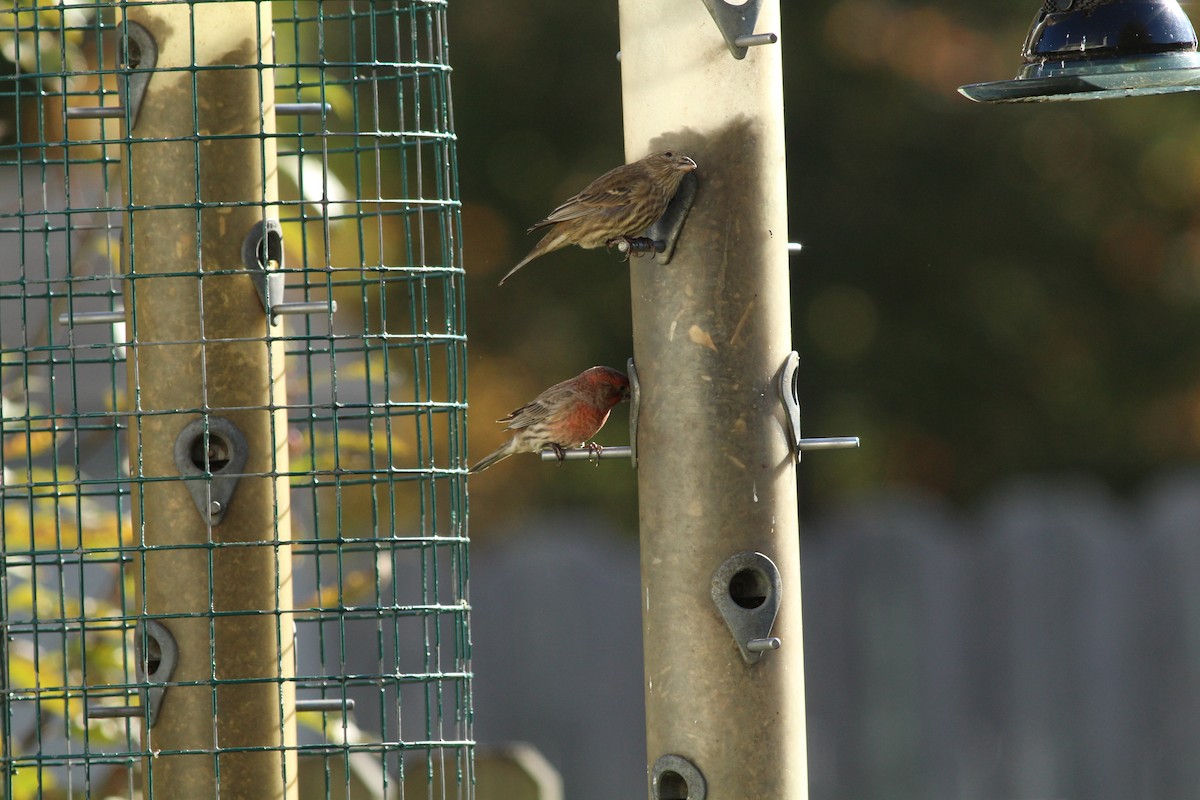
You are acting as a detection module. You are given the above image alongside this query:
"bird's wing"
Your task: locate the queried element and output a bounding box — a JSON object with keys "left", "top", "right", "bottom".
{"left": 497, "top": 397, "right": 553, "bottom": 429}
{"left": 527, "top": 167, "right": 641, "bottom": 230}
{"left": 497, "top": 381, "right": 576, "bottom": 429}
{"left": 498, "top": 401, "right": 552, "bottom": 430}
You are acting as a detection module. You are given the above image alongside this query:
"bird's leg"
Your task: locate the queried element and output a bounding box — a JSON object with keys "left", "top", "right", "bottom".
{"left": 586, "top": 441, "right": 604, "bottom": 465}
{"left": 550, "top": 443, "right": 566, "bottom": 465}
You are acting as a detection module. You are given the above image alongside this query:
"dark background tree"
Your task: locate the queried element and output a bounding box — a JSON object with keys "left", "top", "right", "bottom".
{"left": 452, "top": 0, "right": 1200, "bottom": 531}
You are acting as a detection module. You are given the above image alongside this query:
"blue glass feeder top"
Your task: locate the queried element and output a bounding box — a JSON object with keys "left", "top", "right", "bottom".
{"left": 959, "top": 0, "right": 1200, "bottom": 102}
{"left": 1025, "top": 0, "right": 1198, "bottom": 61}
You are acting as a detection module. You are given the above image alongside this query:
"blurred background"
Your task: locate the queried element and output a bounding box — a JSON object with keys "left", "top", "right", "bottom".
{"left": 458, "top": 0, "right": 1200, "bottom": 517}
{"left": 4, "top": 0, "right": 1197, "bottom": 797}
{"left": 452, "top": 1, "right": 1200, "bottom": 798}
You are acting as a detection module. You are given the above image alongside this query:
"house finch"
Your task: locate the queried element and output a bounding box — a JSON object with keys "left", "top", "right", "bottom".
{"left": 469, "top": 366, "right": 631, "bottom": 473}
{"left": 498, "top": 150, "right": 698, "bottom": 285}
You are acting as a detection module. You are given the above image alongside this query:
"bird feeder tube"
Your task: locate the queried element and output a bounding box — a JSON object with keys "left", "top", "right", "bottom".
{"left": 119, "top": 3, "right": 298, "bottom": 798}
{"left": 617, "top": 0, "right": 810, "bottom": 797}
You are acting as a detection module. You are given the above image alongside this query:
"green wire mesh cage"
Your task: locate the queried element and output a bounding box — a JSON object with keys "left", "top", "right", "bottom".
{"left": 0, "top": 1, "right": 471, "bottom": 797}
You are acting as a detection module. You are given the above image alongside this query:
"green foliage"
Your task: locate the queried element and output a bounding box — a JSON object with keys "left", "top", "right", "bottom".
{"left": 452, "top": 0, "right": 1200, "bottom": 519}
{"left": 787, "top": 0, "right": 1200, "bottom": 506}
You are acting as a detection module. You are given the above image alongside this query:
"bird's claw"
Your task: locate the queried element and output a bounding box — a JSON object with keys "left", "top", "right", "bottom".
{"left": 586, "top": 442, "right": 604, "bottom": 465}
{"left": 606, "top": 236, "right": 662, "bottom": 262}
{"left": 551, "top": 443, "right": 566, "bottom": 466}
{"left": 605, "top": 237, "right": 633, "bottom": 261}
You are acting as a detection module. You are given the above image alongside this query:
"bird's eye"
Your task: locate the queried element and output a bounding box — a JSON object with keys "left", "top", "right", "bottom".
{"left": 664, "top": 151, "right": 674, "bottom": 158}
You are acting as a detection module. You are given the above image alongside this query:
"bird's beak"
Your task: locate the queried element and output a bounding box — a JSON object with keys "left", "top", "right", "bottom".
{"left": 681, "top": 157, "right": 697, "bottom": 171}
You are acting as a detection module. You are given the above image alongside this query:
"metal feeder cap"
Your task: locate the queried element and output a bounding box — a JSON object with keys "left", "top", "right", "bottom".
{"left": 959, "top": 0, "right": 1200, "bottom": 103}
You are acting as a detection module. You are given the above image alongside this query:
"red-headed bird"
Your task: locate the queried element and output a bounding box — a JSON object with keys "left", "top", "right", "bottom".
{"left": 499, "top": 150, "right": 698, "bottom": 285}
{"left": 469, "top": 366, "right": 631, "bottom": 473}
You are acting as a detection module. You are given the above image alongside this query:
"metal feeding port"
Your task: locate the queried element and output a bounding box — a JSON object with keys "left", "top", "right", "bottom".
{"left": 711, "top": 551, "right": 784, "bottom": 665}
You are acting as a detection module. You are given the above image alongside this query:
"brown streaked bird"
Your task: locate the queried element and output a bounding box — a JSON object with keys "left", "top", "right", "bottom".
{"left": 498, "top": 150, "right": 698, "bottom": 285}
{"left": 469, "top": 366, "right": 631, "bottom": 473}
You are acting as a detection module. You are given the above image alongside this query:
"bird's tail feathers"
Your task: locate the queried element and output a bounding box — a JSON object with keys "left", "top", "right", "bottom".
{"left": 469, "top": 441, "right": 516, "bottom": 473}
{"left": 498, "top": 253, "right": 535, "bottom": 286}
{"left": 499, "top": 229, "right": 566, "bottom": 285}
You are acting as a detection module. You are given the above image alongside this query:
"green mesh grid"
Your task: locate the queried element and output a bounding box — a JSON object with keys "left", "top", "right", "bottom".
{"left": 0, "top": 2, "right": 471, "bottom": 798}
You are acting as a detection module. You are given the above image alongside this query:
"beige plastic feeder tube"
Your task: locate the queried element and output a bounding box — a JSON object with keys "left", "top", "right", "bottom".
{"left": 618, "top": 1, "right": 809, "bottom": 797}
{"left": 120, "top": 4, "right": 297, "bottom": 798}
